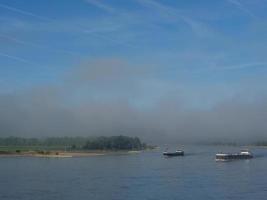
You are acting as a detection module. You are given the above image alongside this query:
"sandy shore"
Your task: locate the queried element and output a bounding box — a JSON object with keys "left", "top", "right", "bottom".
{"left": 0, "top": 150, "right": 142, "bottom": 158}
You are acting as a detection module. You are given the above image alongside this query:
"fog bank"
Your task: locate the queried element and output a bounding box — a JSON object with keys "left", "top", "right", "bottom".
{"left": 1, "top": 59, "right": 267, "bottom": 144}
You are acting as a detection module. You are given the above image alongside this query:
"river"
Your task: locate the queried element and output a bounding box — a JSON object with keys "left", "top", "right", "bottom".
{"left": 0, "top": 145, "right": 266, "bottom": 200}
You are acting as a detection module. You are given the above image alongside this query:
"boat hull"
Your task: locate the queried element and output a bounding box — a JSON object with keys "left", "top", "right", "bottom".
{"left": 163, "top": 151, "right": 184, "bottom": 157}
{"left": 215, "top": 154, "right": 253, "bottom": 161}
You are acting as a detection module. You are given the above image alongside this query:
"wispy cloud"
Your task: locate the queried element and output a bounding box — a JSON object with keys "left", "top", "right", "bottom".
{"left": 0, "top": 3, "right": 52, "bottom": 21}
{"left": 0, "top": 51, "right": 33, "bottom": 64}
{"left": 136, "top": 0, "right": 213, "bottom": 38}
{"left": 0, "top": 33, "right": 84, "bottom": 57}
{"left": 0, "top": 2, "right": 137, "bottom": 53}
{"left": 227, "top": 0, "right": 257, "bottom": 19}
{"left": 216, "top": 62, "right": 267, "bottom": 70}
{"left": 84, "top": 0, "right": 115, "bottom": 14}
{"left": 82, "top": 1, "right": 143, "bottom": 48}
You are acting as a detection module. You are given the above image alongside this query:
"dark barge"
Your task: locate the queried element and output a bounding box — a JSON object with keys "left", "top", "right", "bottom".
{"left": 163, "top": 150, "right": 184, "bottom": 157}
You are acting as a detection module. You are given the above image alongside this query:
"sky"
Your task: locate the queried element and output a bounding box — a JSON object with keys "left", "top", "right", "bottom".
{"left": 0, "top": 0, "right": 267, "bottom": 143}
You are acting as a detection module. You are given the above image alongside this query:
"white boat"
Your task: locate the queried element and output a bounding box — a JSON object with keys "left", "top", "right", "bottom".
{"left": 215, "top": 150, "right": 253, "bottom": 161}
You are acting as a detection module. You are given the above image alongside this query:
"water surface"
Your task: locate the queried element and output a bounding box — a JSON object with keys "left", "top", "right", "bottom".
{"left": 1, "top": 145, "right": 266, "bottom": 200}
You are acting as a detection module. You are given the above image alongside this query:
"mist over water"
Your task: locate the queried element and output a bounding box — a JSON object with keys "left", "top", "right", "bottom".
{"left": 1, "top": 59, "right": 267, "bottom": 144}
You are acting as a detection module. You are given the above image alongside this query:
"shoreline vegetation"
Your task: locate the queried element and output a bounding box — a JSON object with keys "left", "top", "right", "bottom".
{"left": 0, "top": 136, "right": 156, "bottom": 158}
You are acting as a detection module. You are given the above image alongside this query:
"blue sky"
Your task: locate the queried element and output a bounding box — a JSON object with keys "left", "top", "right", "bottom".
{"left": 1, "top": 1, "right": 267, "bottom": 140}
{"left": 1, "top": 0, "right": 267, "bottom": 108}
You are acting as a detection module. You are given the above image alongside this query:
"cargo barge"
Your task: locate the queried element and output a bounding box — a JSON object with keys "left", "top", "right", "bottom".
{"left": 215, "top": 150, "right": 253, "bottom": 161}
{"left": 163, "top": 150, "right": 184, "bottom": 157}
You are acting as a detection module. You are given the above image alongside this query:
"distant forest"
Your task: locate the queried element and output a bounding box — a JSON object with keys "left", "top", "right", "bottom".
{"left": 0, "top": 136, "right": 147, "bottom": 150}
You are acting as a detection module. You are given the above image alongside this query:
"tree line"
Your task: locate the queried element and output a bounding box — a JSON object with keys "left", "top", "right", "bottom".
{"left": 0, "top": 136, "right": 147, "bottom": 150}
{"left": 83, "top": 136, "right": 145, "bottom": 150}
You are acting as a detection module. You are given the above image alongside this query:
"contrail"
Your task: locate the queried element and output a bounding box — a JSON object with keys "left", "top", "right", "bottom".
{"left": 0, "top": 2, "right": 137, "bottom": 49}
{"left": 227, "top": 0, "right": 257, "bottom": 19}
{"left": 0, "top": 34, "right": 84, "bottom": 57}
{"left": 218, "top": 62, "right": 267, "bottom": 70}
{"left": 0, "top": 52, "right": 34, "bottom": 64}
{"left": 81, "top": 31, "right": 138, "bottom": 48}
{"left": 85, "top": 0, "right": 115, "bottom": 14}
{"left": 0, "top": 3, "right": 52, "bottom": 21}
{"left": 136, "top": 0, "right": 212, "bottom": 38}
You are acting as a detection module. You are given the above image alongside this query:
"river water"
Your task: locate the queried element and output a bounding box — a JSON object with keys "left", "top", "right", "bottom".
{"left": 0, "top": 145, "right": 266, "bottom": 200}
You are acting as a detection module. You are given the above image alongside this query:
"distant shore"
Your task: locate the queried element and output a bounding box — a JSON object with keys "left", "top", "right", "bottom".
{"left": 0, "top": 150, "right": 143, "bottom": 158}
{"left": 0, "top": 136, "right": 155, "bottom": 158}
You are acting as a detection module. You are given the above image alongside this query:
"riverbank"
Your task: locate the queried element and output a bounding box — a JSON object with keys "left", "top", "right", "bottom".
{"left": 0, "top": 150, "right": 143, "bottom": 158}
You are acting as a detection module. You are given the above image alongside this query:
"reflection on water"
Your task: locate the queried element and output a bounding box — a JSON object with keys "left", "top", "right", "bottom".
{"left": 0, "top": 145, "right": 266, "bottom": 200}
